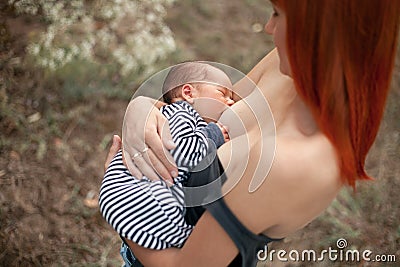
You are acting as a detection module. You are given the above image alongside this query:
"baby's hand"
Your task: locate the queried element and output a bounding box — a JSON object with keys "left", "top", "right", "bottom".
{"left": 217, "top": 122, "right": 230, "bottom": 142}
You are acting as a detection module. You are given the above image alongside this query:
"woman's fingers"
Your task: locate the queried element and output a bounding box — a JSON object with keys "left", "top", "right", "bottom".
{"left": 158, "top": 115, "right": 177, "bottom": 151}
{"left": 148, "top": 115, "right": 178, "bottom": 179}
{"left": 122, "top": 126, "right": 174, "bottom": 182}
{"left": 133, "top": 148, "right": 174, "bottom": 185}
{"left": 145, "top": 126, "right": 177, "bottom": 181}
{"left": 123, "top": 142, "right": 174, "bottom": 184}
{"left": 122, "top": 97, "right": 178, "bottom": 182}
{"left": 123, "top": 149, "right": 144, "bottom": 179}
{"left": 104, "top": 135, "right": 121, "bottom": 172}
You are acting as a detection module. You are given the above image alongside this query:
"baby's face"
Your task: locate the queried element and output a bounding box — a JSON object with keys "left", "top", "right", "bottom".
{"left": 196, "top": 84, "right": 234, "bottom": 106}
{"left": 196, "top": 65, "right": 234, "bottom": 105}
{"left": 192, "top": 83, "right": 234, "bottom": 122}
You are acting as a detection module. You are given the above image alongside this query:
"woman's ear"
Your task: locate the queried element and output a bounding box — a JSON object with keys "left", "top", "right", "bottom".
{"left": 181, "top": 84, "right": 195, "bottom": 104}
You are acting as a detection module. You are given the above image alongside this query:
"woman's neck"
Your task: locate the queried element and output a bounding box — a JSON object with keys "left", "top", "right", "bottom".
{"left": 277, "top": 93, "right": 319, "bottom": 137}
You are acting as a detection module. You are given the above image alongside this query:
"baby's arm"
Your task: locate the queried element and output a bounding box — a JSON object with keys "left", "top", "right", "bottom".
{"left": 168, "top": 110, "right": 209, "bottom": 168}
{"left": 201, "top": 122, "right": 229, "bottom": 148}
{"left": 164, "top": 103, "right": 224, "bottom": 169}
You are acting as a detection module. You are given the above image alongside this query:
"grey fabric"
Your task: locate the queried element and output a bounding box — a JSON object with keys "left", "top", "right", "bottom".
{"left": 202, "top": 122, "right": 225, "bottom": 149}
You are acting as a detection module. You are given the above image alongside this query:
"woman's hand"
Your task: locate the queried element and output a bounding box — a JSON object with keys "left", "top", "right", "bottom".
{"left": 122, "top": 96, "right": 178, "bottom": 184}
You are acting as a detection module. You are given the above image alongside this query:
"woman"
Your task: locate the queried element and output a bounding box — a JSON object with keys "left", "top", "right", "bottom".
{"left": 104, "top": 0, "right": 399, "bottom": 266}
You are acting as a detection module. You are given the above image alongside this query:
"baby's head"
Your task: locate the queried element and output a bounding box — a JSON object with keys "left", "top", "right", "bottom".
{"left": 162, "top": 62, "right": 234, "bottom": 122}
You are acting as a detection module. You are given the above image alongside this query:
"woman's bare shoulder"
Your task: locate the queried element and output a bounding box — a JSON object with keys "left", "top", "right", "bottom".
{"left": 275, "top": 135, "right": 341, "bottom": 188}
{"left": 266, "top": 135, "right": 342, "bottom": 234}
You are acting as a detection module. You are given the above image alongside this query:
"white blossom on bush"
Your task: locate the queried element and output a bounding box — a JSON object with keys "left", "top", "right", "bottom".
{"left": 9, "top": 0, "right": 176, "bottom": 77}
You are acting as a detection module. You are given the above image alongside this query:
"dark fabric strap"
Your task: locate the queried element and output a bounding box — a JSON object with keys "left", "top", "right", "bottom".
{"left": 206, "top": 197, "right": 280, "bottom": 267}
{"left": 186, "top": 150, "right": 283, "bottom": 267}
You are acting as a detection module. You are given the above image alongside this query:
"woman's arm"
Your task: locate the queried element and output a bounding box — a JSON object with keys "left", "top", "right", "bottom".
{"left": 126, "top": 211, "right": 239, "bottom": 267}
{"left": 231, "top": 48, "right": 279, "bottom": 101}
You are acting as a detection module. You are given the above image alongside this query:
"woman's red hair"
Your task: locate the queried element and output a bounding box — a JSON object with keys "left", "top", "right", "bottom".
{"left": 271, "top": 0, "right": 400, "bottom": 188}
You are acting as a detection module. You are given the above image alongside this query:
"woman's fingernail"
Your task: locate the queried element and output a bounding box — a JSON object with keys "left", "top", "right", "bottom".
{"left": 170, "top": 171, "right": 178, "bottom": 178}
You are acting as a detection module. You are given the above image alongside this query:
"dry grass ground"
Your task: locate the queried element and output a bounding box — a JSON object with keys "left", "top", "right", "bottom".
{"left": 0, "top": 1, "right": 399, "bottom": 266}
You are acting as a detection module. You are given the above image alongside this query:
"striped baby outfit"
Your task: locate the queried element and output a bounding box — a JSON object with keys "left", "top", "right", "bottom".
{"left": 99, "top": 101, "right": 224, "bottom": 249}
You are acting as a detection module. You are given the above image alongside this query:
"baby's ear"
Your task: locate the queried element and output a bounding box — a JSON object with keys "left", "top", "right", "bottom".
{"left": 181, "top": 84, "right": 195, "bottom": 104}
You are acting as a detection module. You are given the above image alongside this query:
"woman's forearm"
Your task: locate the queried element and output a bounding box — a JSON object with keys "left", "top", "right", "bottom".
{"left": 126, "top": 211, "right": 239, "bottom": 267}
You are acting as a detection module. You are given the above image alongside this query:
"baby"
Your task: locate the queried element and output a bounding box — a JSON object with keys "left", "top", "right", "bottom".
{"left": 99, "top": 62, "right": 234, "bottom": 266}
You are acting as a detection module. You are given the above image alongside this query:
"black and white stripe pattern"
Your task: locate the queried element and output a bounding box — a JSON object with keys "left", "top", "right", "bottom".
{"left": 99, "top": 101, "right": 210, "bottom": 249}
{"left": 164, "top": 101, "right": 209, "bottom": 175}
